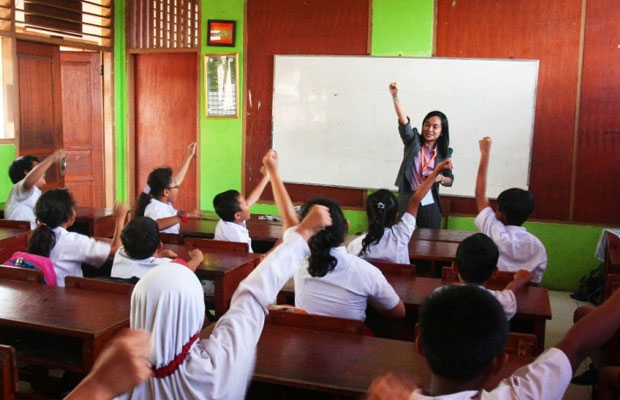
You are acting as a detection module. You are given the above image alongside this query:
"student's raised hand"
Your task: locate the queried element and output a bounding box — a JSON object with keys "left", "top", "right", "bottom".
{"left": 262, "top": 149, "right": 278, "bottom": 172}
{"left": 65, "top": 329, "right": 152, "bottom": 399}
{"left": 114, "top": 203, "right": 129, "bottom": 220}
{"left": 368, "top": 373, "right": 417, "bottom": 400}
{"left": 479, "top": 137, "right": 492, "bottom": 154}
{"left": 187, "top": 142, "right": 197, "bottom": 158}
{"left": 53, "top": 149, "right": 67, "bottom": 163}
{"left": 260, "top": 165, "right": 270, "bottom": 178}
{"left": 389, "top": 82, "right": 399, "bottom": 97}
{"left": 295, "top": 205, "right": 332, "bottom": 242}
{"left": 435, "top": 158, "right": 452, "bottom": 173}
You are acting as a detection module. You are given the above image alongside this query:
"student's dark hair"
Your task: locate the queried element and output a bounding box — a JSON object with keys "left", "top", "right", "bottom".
{"left": 362, "top": 189, "right": 398, "bottom": 254}
{"left": 27, "top": 188, "right": 76, "bottom": 257}
{"left": 421, "top": 111, "right": 450, "bottom": 159}
{"left": 455, "top": 233, "right": 499, "bottom": 284}
{"left": 497, "top": 188, "right": 535, "bottom": 226}
{"left": 419, "top": 285, "right": 508, "bottom": 382}
{"left": 121, "top": 217, "right": 160, "bottom": 259}
{"left": 213, "top": 190, "right": 242, "bottom": 222}
{"left": 301, "top": 198, "right": 346, "bottom": 278}
{"left": 8, "top": 155, "right": 39, "bottom": 184}
{"left": 134, "top": 168, "right": 173, "bottom": 217}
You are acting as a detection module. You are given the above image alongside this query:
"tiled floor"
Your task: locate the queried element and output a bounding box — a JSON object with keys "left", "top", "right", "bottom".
{"left": 547, "top": 290, "right": 593, "bottom": 400}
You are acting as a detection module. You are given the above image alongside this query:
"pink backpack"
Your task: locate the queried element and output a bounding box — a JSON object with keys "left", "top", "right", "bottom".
{"left": 4, "top": 251, "right": 57, "bottom": 286}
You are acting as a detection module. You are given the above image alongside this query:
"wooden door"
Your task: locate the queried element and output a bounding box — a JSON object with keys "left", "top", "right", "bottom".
{"left": 60, "top": 51, "right": 105, "bottom": 207}
{"left": 16, "top": 41, "right": 64, "bottom": 189}
{"left": 134, "top": 53, "right": 197, "bottom": 212}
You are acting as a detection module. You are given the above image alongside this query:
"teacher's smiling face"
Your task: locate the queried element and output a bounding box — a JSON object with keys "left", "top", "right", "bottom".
{"left": 422, "top": 116, "right": 443, "bottom": 145}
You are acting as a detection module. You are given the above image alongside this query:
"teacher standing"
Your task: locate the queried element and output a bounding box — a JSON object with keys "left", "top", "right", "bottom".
{"left": 390, "top": 82, "right": 454, "bottom": 229}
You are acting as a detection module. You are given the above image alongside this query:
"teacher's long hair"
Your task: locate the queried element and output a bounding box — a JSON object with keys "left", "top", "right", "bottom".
{"left": 301, "top": 198, "right": 346, "bottom": 278}
{"left": 421, "top": 111, "right": 450, "bottom": 158}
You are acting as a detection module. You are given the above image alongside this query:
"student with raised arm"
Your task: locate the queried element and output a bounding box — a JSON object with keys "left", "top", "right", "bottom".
{"left": 213, "top": 165, "right": 271, "bottom": 252}
{"left": 390, "top": 82, "right": 454, "bottom": 228}
{"left": 117, "top": 204, "right": 331, "bottom": 400}
{"left": 5, "top": 149, "right": 66, "bottom": 229}
{"left": 347, "top": 159, "right": 452, "bottom": 264}
{"left": 263, "top": 149, "right": 406, "bottom": 322}
{"left": 134, "top": 142, "right": 202, "bottom": 233}
{"left": 475, "top": 136, "right": 547, "bottom": 283}
{"left": 369, "top": 285, "right": 620, "bottom": 399}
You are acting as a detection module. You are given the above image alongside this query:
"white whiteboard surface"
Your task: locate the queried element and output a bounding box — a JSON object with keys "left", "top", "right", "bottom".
{"left": 272, "top": 55, "right": 539, "bottom": 198}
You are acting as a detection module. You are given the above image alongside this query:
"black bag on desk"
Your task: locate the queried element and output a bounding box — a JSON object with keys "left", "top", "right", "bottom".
{"left": 571, "top": 263, "right": 603, "bottom": 305}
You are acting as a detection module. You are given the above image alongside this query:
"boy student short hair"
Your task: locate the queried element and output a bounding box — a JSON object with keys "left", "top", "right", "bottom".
{"left": 213, "top": 190, "right": 241, "bottom": 222}
{"left": 455, "top": 233, "right": 499, "bottom": 284}
{"left": 419, "top": 285, "right": 508, "bottom": 382}
{"left": 8, "top": 155, "right": 39, "bottom": 184}
{"left": 121, "top": 217, "right": 160, "bottom": 260}
{"left": 497, "top": 188, "right": 535, "bottom": 226}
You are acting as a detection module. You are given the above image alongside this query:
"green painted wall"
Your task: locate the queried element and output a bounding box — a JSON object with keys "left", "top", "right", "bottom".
{"left": 0, "top": 144, "right": 15, "bottom": 202}
{"left": 112, "top": 0, "right": 614, "bottom": 292}
{"left": 200, "top": 0, "right": 245, "bottom": 211}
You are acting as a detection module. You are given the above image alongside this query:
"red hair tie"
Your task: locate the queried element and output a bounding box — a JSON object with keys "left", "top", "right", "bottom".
{"left": 152, "top": 332, "right": 200, "bottom": 379}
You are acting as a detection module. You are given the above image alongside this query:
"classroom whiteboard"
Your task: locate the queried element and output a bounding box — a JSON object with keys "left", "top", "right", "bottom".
{"left": 272, "top": 55, "right": 539, "bottom": 198}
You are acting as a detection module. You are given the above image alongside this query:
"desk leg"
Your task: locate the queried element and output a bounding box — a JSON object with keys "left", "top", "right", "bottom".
{"left": 532, "top": 319, "right": 546, "bottom": 355}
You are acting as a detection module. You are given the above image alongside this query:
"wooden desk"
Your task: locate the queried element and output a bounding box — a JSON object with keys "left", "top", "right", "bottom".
{"left": 252, "top": 324, "right": 534, "bottom": 398}
{"left": 278, "top": 276, "right": 551, "bottom": 350}
{"left": 164, "top": 244, "right": 263, "bottom": 318}
{"left": 69, "top": 207, "right": 116, "bottom": 238}
{"left": 0, "top": 279, "right": 129, "bottom": 374}
{"left": 412, "top": 228, "right": 476, "bottom": 243}
{"left": 181, "top": 216, "right": 283, "bottom": 253}
{"left": 0, "top": 228, "right": 30, "bottom": 262}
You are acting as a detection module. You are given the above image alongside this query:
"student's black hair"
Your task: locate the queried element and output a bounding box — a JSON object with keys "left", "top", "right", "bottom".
{"left": 301, "top": 198, "right": 346, "bottom": 278}
{"left": 8, "top": 155, "right": 39, "bottom": 184}
{"left": 121, "top": 217, "right": 161, "bottom": 259}
{"left": 213, "top": 190, "right": 242, "bottom": 222}
{"left": 134, "top": 168, "right": 173, "bottom": 218}
{"left": 455, "top": 233, "right": 500, "bottom": 284}
{"left": 419, "top": 285, "right": 508, "bottom": 382}
{"left": 362, "top": 189, "right": 399, "bottom": 254}
{"left": 421, "top": 111, "right": 450, "bottom": 159}
{"left": 27, "top": 189, "right": 76, "bottom": 257}
{"left": 497, "top": 188, "right": 535, "bottom": 226}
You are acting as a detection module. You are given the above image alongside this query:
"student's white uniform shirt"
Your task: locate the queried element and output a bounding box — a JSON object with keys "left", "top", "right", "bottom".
{"left": 347, "top": 212, "right": 416, "bottom": 264}
{"left": 474, "top": 207, "right": 547, "bottom": 283}
{"left": 214, "top": 219, "right": 253, "bottom": 253}
{"left": 433, "top": 284, "right": 517, "bottom": 320}
{"left": 111, "top": 247, "right": 171, "bottom": 279}
{"left": 117, "top": 230, "right": 310, "bottom": 400}
{"left": 5, "top": 179, "right": 41, "bottom": 229}
{"left": 50, "top": 227, "right": 111, "bottom": 287}
{"left": 144, "top": 198, "right": 179, "bottom": 234}
{"left": 285, "top": 227, "right": 400, "bottom": 321}
{"left": 408, "top": 347, "right": 572, "bottom": 400}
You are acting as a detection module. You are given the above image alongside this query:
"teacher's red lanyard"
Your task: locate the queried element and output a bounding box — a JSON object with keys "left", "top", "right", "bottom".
{"left": 420, "top": 145, "right": 438, "bottom": 175}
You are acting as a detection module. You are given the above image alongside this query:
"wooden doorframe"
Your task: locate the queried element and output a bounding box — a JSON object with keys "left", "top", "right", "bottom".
{"left": 125, "top": 49, "right": 201, "bottom": 210}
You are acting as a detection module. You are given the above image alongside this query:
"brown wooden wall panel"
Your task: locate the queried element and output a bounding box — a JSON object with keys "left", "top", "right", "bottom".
{"left": 135, "top": 53, "right": 198, "bottom": 213}
{"left": 435, "top": 0, "right": 582, "bottom": 221}
{"left": 245, "top": 0, "right": 370, "bottom": 208}
{"left": 572, "top": 0, "right": 620, "bottom": 224}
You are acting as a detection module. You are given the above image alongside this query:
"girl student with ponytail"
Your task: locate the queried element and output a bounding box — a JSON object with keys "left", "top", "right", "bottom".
{"left": 263, "top": 149, "right": 405, "bottom": 322}
{"left": 133, "top": 143, "right": 201, "bottom": 233}
{"left": 27, "top": 189, "right": 128, "bottom": 287}
{"left": 347, "top": 159, "right": 453, "bottom": 264}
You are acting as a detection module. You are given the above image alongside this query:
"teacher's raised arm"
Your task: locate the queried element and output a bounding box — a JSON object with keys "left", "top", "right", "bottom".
{"left": 390, "top": 82, "right": 454, "bottom": 229}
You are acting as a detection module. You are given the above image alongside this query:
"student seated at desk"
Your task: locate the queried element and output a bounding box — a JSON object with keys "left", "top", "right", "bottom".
{"left": 27, "top": 189, "right": 127, "bottom": 287}
{"left": 117, "top": 204, "right": 331, "bottom": 400}
{"left": 213, "top": 164, "right": 271, "bottom": 253}
{"left": 443, "top": 233, "right": 532, "bottom": 320}
{"left": 347, "top": 159, "right": 452, "bottom": 264}
{"left": 134, "top": 143, "right": 201, "bottom": 234}
{"left": 262, "top": 149, "right": 405, "bottom": 322}
{"left": 369, "top": 285, "right": 620, "bottom": 400}
{"left": 475, "top": 137, "right": 547, "bottom": 283}
{"left": 5, "top": 149, "right": 65, "bottom": 229}
{"left": 111, "top": 216, "right": 203, "bottom": 280}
